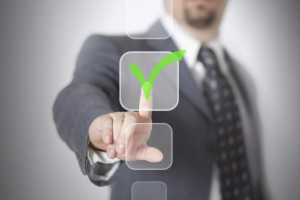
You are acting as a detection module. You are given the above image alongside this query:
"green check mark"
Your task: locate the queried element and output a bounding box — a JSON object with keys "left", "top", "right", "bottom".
{"left": 130, "top": 50, "right": 186, "bottom": 101}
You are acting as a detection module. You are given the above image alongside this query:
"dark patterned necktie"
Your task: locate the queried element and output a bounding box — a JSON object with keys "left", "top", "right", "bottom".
{"left": 198, "top": 46, "right": 255, "bottom": 200}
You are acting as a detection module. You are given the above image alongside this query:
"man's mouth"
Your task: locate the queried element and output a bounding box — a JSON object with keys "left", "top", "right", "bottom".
{"left": 187, "top": 0, "right": 212, "bottom": 5}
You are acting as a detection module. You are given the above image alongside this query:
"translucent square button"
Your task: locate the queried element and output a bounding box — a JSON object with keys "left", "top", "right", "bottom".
{"left": 126, "top": 123, "right": 173, "bottom": 170}
{"left": 120, "top": 51, "right": 179, "bottom": 111}
{"left": 132, "top": 182, "right": 167, "bottom": 200}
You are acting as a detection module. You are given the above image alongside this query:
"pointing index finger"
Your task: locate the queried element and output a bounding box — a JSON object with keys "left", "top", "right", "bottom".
{"left": 139, "top": 86, "right": 152, "bottom": 121}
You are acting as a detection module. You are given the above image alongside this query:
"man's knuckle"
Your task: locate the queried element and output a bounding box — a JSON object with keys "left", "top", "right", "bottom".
{"left": 103, "top": 127, "right": 112, "bottom": 134}
{"left": 126, "top": 112, "right": 139, "bottom": 119}
{"left": 110, "top": 112, "right": 122, "bottom": 118}
{"left": 114, "top": 118, "right": 124, "bottom": 125}
{"left": 118, "top": 136, "right": 126, "bottom": 143}
{"left": 127, "top": 115, "right": 138, "bottom": 122}
{"left": 103, "top": 117, "right": 112, "bottom": 125}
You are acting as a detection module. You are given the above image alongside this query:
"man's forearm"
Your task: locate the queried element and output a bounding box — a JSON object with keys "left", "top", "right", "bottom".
{"left": 53, "top": 82, "right": 115, "bottom": 174}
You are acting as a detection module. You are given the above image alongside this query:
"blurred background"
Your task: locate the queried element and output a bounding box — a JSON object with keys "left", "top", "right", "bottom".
{"left": 0, "top": 0, "right": 300, "bottom": 199}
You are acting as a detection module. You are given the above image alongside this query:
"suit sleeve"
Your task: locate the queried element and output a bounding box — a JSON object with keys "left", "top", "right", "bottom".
{"left": 53, "top": 35, "right": 124, "bottom": 186}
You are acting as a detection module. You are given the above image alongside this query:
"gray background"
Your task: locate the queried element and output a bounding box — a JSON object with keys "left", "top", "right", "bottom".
{"left": 0, "top": 0, "right": 300, "bottom": 199}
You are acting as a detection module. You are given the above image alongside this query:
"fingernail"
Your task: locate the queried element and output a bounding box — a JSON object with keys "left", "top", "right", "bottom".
{"left": 108, "top": 149, "right": 115, "bottom": 158}
{"left": 104, "top": 135, "right": 111, "bottom": 144}
{"left": 118, "top": 144, "right": 125, "bottom": 154}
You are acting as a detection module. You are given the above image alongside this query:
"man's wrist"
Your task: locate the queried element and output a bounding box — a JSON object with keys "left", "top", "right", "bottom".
{"left": 87, "top": 136, "right": 120, "bottom": 165}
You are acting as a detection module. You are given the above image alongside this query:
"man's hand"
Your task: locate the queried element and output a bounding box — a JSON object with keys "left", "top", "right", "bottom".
{"left": 88, "top": 88, "right": 163, "bottom": 163}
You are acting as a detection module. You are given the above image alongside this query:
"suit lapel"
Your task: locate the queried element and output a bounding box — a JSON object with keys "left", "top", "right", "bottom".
{"left": 224, "top": 50, "right": 252, "bottom": 115}
{"left": 143, "top": 21, "right": 213, "bottom": 122}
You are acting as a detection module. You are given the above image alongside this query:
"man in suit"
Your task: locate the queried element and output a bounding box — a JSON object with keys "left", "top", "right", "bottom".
{"left": 53, "top": 0, "right": 264, "bottom": 199}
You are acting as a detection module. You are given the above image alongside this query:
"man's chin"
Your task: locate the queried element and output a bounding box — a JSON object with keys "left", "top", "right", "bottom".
{"left": 185, "top": 12, "right": 215, "bottom": 29}
{"left": 190, "top": 11, "right": 211, "bottom": 21}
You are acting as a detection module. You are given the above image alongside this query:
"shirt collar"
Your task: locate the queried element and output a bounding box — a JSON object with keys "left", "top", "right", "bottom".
{"left": 161, "top": 13, "right": 225, "bottom": 69}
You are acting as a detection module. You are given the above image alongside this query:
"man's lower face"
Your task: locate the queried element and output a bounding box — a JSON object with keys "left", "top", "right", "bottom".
{"left": 185, "top": 5, "right": 216, "bottom": 28}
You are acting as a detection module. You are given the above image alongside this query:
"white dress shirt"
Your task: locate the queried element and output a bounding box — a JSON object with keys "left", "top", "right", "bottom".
{"left": 88, "top": 13, "right": 252, "bottom": 200}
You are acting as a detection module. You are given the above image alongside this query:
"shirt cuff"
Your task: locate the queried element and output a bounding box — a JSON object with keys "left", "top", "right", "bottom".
{"left": 87, "top": 146, "right": 120, "bottom": 165}
{"left": 86, "top": 140, "right": 122, "bottom": 184}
